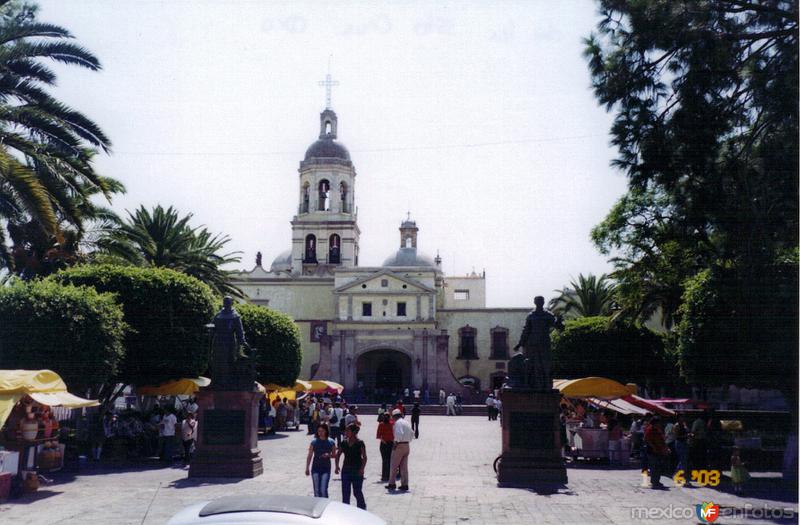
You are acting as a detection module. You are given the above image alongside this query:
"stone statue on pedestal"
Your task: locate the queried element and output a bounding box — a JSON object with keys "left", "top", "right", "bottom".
{"left": 210, "top": 296, "right": 256, "bottom": 391}
{"left": 509, "top": 296, "right": 564, "bottom": 391}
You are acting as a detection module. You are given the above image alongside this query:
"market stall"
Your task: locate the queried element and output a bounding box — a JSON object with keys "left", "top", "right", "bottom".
{"left": 554, "top": 377, "right": 643, "bottom": 463}
{"left": 0, "top": 370, "right": 98, "bottom": 494}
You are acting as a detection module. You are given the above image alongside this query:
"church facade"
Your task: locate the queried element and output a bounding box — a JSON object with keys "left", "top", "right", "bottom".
{"left": 232, "top": 106, "right": 529, "bottom": 400}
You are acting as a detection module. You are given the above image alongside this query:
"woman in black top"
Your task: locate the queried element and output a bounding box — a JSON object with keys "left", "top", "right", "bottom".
{"left": 335, "top": 424, "right": 367, "bottom": 510}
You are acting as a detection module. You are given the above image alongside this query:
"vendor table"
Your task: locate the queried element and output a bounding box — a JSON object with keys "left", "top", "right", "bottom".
{"left": 573, "top": 427, "right": 609, "bottom": 460}
{"left": 0, "top": 450, "right": 19, "bottom": 475}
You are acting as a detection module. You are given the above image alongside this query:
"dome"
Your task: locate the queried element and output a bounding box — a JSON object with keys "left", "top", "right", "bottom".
{"left": 270, "top": 250, "right": 292, "bottom": 273}
{"left": 382, "top": 247, "right": 436, "bottom": 268}
{"left": 304, "top": 138, "right": 351, "bottom": 161}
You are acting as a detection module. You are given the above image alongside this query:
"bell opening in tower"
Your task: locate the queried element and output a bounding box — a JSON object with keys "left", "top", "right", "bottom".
{"left": 318, "top": 180, "right": 330, "bottom": 211}
{"left": 329, "top": 234, "right": 341, "bottom": 264}
{"left": 304, "top": 234, "right": 317, "bottom": 263}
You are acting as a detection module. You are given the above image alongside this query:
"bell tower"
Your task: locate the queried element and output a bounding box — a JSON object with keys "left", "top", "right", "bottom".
{"left": 290, "top": 72, "right": 360, "bottom": 275}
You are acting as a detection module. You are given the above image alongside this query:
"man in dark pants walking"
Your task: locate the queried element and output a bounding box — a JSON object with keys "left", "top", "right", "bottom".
{"left": 410, "top": 402, "right": 421, "bottom": 438}
{"left": 485, "top": 394, "right": 496, "bottom": 420}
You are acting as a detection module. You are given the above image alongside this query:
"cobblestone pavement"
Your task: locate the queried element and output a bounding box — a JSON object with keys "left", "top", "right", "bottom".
{"left": 0, "top": 416, "right": 796, "bottom": 524}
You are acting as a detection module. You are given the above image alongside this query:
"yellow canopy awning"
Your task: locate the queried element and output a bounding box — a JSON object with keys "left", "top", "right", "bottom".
{"left": 294, "top": 379, "right": 313, "bottom": 392}
{"left": 553, "top": 377, "right": 637, "bottom": 400}
{"left": 0, "top": 370, "right": 98, "bottom": 430}
{"left": 308, "top": 380, "right": 344, "bottom": 394}
{"left": 268, "top": 390, "right": 297, "bottom": 403}
{"left": 137, "top": 377, "right": 211, "bottom": 396}
{"left": 0, "top": 369, "right": 68, "bottom": 394}
{"left": 263, "top": 380, "right": 313, "bottom": 392}
{"left": 29, "top": 391, "right": 99, "bottom": 409}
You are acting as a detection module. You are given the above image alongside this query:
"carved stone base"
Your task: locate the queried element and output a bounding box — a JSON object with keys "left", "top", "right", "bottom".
{"left": 497, "top": 388, "right": 567, "bottom": 486}
{"left": 189, "top": 390, "right": 263, "bottom": 478}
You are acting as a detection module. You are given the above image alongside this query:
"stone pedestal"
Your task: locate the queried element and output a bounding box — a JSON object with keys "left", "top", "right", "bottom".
{"left": 497, "top": 388, "right": 567, "bottom": 486}
{"left": 189, "top": 390, "right": 263, "bottom": 478}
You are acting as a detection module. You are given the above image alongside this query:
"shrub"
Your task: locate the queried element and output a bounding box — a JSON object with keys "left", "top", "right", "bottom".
{"left": 0, "top": 280, "right": 126, "bottom": 392}
{"left": 551, "top": 316, "right": 673, "bottom": 389}
{"left": 50, "top": 264, "right": 216, "bottom": 387}
{"left": 235, "top": 302, "right": 302, "bottom": 387}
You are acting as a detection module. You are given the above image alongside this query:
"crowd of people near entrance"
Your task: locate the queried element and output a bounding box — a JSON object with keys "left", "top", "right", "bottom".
{"left": 301, "top": 394, "right": 420, "bottom": 511}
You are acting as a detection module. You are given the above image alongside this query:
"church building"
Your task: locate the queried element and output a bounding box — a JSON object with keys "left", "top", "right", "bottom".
{"left": 232, "top": 100, "right": 530, "bottom": 400}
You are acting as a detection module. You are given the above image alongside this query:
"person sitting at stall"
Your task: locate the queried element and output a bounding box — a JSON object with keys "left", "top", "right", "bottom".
{"left": 607, "top": 418, "right": 624, "bottom": 464}
{"left": 582, "top": 410, "right": 596, "bottom": 429}
{"left": 574, "top": 400, "right": 587, "bottom": 420}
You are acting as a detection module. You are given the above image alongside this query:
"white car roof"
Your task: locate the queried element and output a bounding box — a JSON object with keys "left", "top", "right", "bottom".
{"left": 167, "top": 495, "right": 386, "bottom": 525}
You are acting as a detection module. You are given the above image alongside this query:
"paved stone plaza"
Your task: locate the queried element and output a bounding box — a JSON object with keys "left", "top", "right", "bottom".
{"left": 0, "top": 416, "right": 796, "bottom": 525}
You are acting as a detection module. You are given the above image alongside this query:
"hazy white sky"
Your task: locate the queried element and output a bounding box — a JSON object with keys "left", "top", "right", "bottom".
{"left": 38, "top": 0, "right": 627, "bottom": 307}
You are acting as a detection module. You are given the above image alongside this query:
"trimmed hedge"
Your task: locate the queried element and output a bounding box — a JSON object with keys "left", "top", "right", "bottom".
{"left": 50, "top": 264, "right": 216, "bottom": 386}
{"left": 235, "top": 302, "right": 302, "bottom": 387}
{"left": 0, "top": 280, "right": 126, "bottom": 391}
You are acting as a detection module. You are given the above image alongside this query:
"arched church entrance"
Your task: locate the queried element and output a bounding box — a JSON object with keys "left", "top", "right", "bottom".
{"left": 355, "top": 350, "right": 412, "bottom": 404}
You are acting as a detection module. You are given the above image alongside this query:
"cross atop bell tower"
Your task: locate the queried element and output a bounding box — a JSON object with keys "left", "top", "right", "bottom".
{"left": 318, "top": 57, "right": 339, "bottom": 110}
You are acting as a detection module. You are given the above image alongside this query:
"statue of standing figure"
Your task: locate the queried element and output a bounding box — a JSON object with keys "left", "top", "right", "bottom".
{"left": 509, "top": 296, "right": 564, "bottom": 391}
{"left": 210, "top": 296, "right": 256, "bottom": 391}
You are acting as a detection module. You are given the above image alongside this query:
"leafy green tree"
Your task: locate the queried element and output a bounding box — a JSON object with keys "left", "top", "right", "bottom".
{"left": 676, "top": 265, "right": 798, "bottom": 406}
{"left": 0, "top": 279, "right": 126, "bottom": 392}
{"left": 591, "top": 187, "right": 704, "bottom": 329}
{"left": 0, "top": 1, "right": 118, "bottom": 271}
{"left": 235, "top": 302, "right": 302, "bottom": 387}
{"left": 585, "top": 1, "right": 798, "bottom": 402}
{"left": 8, "top": 177, "right": 124, "bottom": 279}
{"left": 96, "top": 205, "right": 242, "bottom": 297}
{"left": 551, "top": 316, "right": 674, "bottom": 390}
{"left": 50, "top": 264, "right": 216, "bottom": 402}
{"left": 549, "top": 273, "right": 617, "bottom": 319}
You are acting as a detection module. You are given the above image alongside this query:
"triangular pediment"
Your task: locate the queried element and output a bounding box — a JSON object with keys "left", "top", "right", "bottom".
{"left": 233, "top": 265, "right": 272, "bottom": 278}
{"left": 334, "top": 269, "right": 435, "bottom": 294}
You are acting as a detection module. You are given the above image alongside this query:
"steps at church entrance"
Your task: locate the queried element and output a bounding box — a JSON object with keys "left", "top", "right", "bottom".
{"left": 353, "top": 404, "right": 488, "bottom": 416}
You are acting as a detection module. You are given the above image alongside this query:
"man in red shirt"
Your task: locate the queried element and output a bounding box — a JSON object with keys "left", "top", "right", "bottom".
{"left": 644, "top": 416, "right": 670, "bottom": 489}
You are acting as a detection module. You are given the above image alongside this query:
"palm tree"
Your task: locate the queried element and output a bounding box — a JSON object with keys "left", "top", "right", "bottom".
{"left": 7, "top": 176, "right": 124, "bottom": 278}
{"left": 0, "top": 1, "right": 116, "bottom": 270}
{"left": 96, "top": 205, "right": 243, "bottom": 297}
{"left": 549, "top": 273, "right": 617, "bottom": 319}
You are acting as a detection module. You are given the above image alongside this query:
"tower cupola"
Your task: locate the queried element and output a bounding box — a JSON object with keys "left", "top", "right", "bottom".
{"left": 320, "top": 109, "right": 337, "bottom": 139}
{"left": 400, "top": 213, "right": 418, "bottom": 249}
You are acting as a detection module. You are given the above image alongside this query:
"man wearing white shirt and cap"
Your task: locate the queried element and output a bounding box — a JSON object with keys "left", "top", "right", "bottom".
{"left": 386, "top": 409, "right": 413, "bottom": 491}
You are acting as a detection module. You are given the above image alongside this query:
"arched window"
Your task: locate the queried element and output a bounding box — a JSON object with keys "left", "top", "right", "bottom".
{"left": 304, "top": 234, "right": 317, "bottom": 263}
{"left": 325, "top": 121, "right": 332, "bottom": 134}
{"left": 301, "top": 182, "right": 310, "bottom": 213}
{"left": 318, "top": 180, "right": 330, "bottom": 211}
{"left": 329, "top": 234, "right": 341, "bottom": 264}
{"left": 404, "top": 237, "right": 413, "bottom": 248}
{"left": 339, "top": 182, "right": 349, "bottom": 213}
